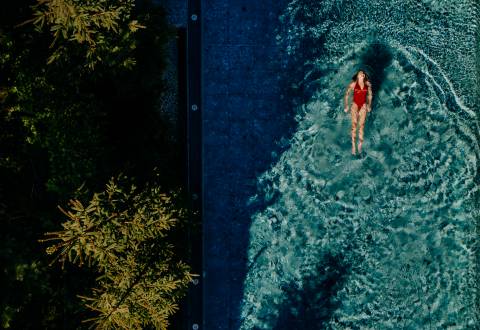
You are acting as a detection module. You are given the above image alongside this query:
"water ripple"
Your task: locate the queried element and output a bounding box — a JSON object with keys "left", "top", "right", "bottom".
{"left": 240, "top": 0, "right": 479, "bottom": 329}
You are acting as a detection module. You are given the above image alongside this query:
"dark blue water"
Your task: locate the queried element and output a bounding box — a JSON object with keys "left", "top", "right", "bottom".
{"left": 239, "top": 1, "right": 480, "bottom": 329}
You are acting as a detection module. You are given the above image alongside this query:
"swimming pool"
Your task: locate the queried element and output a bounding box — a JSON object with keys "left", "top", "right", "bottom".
{"left": 239, "top": 0, "right": 479, "bottom": 328}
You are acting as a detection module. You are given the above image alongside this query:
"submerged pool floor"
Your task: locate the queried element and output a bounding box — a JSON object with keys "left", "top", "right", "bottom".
{"left": 239, "top": 0, "right": 479, "bottom": 329}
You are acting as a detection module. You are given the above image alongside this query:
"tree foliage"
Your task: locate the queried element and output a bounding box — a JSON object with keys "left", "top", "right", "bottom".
{"left": 0, "top": 0, "right": 187, "bottom": 328}
{"left": 27, "top": 0, "right": 146, "bottom": 69}
{"left": 42, "top": 173, "right": 195, "bottom": 329}
{"left": 1, "top": 0, "right": 174, "bottom": 196}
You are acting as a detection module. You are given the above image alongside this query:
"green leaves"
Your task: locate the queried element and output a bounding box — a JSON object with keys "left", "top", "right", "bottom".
{"left": 29, "top": 0, "right": 145, "bottom": 69}
{"left": 1, "top": 2, "right": 178, "bottom": 327}
{"left": 41, "top": 174, "right": 195, "bottom": 329}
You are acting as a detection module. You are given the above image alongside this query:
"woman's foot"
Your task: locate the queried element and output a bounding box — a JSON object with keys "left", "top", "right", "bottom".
{"left": 352, "top": 146, "right": 356, "bottom": 155}
{"left": 358, "top": 141, "right": 363, "bottom": 154}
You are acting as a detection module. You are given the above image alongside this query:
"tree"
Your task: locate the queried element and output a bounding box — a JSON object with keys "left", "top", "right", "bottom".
{"left": 0, "top": 1, "right": 185, "bottom": 327}
{"left": 26, "top": 0, "right": 146, "bottom": 69}
{"left": 42, "top": 172, "right": 195, "bottom": 329}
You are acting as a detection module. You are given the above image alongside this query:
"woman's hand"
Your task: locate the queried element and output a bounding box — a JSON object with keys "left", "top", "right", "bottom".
{"left": 344, "top": 106, "right": 349, "bottom": 113}
{"left": 360, "top": 104, "right": 370, "bottom": 113}
{"left": 367, "top": 105, "right": 371, "bottom": 113}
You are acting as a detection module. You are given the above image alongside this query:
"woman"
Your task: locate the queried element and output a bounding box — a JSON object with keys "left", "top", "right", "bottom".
{"left": 343, "top": 70, "right": 373, "bottom": 155}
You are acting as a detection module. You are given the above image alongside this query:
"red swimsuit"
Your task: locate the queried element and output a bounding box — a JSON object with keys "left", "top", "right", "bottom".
{"left": 353, "top": 82, "right": 368, "bottom": 108}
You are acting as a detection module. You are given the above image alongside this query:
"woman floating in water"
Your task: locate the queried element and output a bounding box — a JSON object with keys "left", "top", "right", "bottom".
{"left": 344, "top": 70, "right": 373, "bottom": 155}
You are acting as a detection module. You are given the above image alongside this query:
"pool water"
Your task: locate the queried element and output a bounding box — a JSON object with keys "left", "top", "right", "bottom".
{"left": 240, "top": 0, "right": 479, "bottom": 329}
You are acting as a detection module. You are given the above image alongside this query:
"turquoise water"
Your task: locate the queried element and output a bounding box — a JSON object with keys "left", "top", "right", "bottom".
{"left": 240, "top": 1, "right": 479, "bottom": 329}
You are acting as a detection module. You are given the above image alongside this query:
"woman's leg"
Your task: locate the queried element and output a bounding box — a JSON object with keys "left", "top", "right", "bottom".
{"left": 358, "top": 105, "right": 367, "bottom": 153}
{"left": 350, "top": 103, "right": 359, "bottom": 154}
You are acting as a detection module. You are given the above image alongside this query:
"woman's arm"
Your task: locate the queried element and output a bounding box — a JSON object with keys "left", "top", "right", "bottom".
{"left": 367, "top": 82, "right": 373, "bottom": 111}
{"left": 344, "top": 82, "right": 354, "bottom": 112}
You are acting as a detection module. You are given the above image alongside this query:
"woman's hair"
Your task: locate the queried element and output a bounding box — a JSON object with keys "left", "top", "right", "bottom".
{"left": 352, "top": 70, "right": 370, "bottom": 82}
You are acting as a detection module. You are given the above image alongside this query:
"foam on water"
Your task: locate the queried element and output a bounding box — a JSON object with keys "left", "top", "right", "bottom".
{"left": 240, "top": 1, "right": 479, "bottom": 329}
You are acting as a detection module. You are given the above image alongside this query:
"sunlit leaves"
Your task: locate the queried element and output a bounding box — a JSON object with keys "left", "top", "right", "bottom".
{"left": 41, "top": 173, "right": 195, "bottom": 329}
{"left": 29, "top": 0, "right": 145, "bottom": 69}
